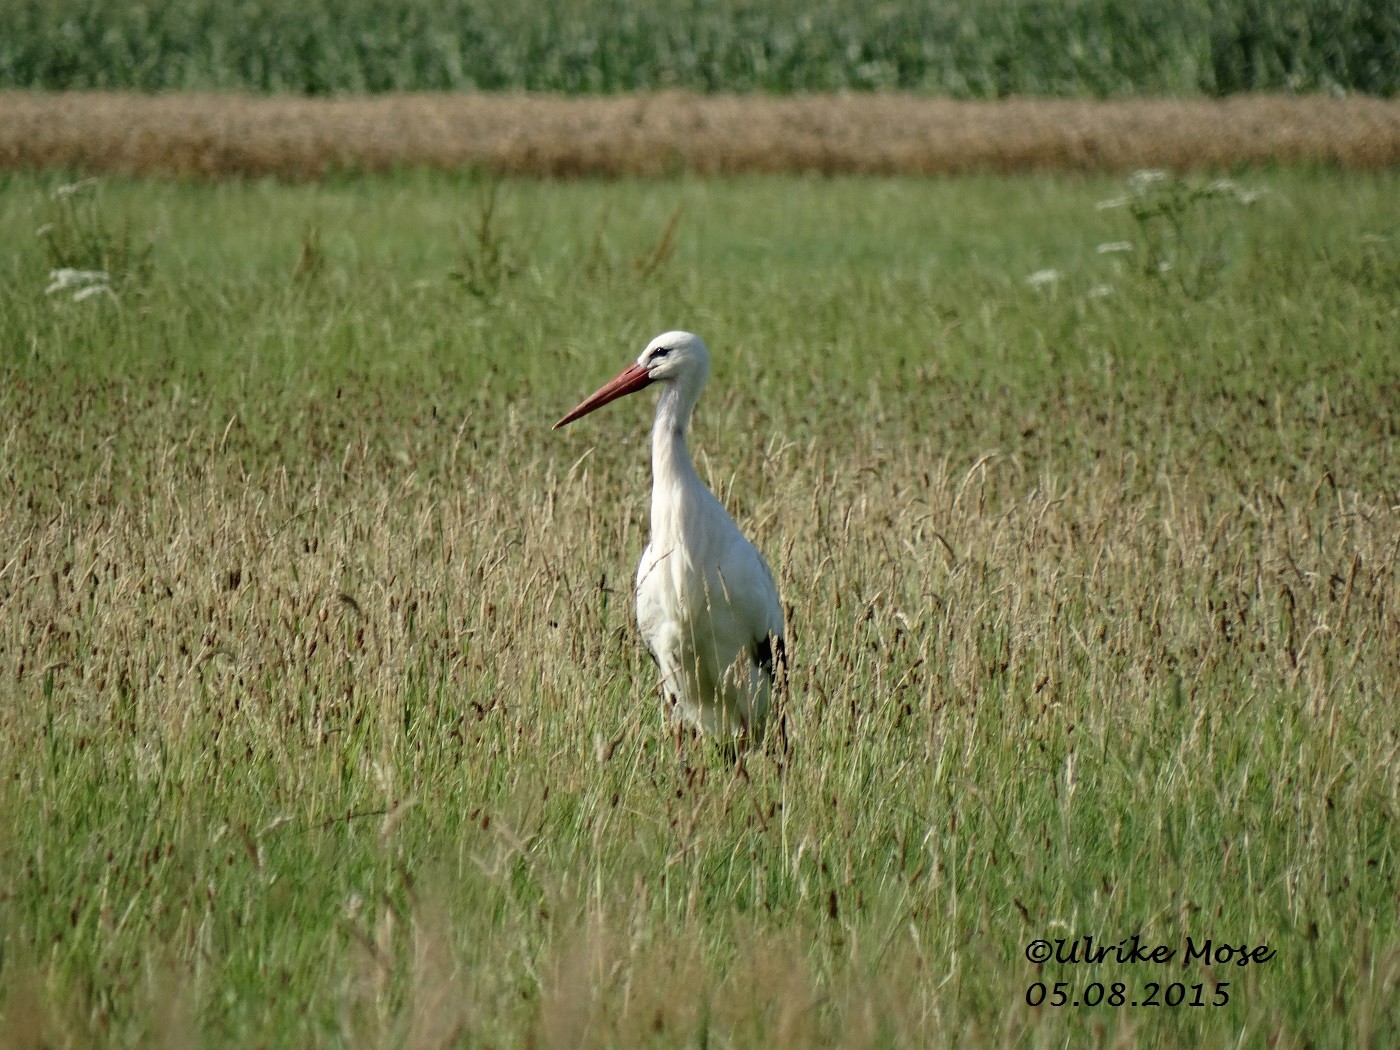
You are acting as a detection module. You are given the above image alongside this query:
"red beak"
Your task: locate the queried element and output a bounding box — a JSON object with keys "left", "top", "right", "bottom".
{"left": 553, "top": 362, "right": 655, "bottom": 429}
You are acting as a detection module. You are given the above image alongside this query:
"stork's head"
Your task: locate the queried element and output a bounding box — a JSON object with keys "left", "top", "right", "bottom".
{"left": 554, "top": 330, "right": 710, "bottom": 429}
{"left": 637, "top": 330, "right": 709, "bottom": 384}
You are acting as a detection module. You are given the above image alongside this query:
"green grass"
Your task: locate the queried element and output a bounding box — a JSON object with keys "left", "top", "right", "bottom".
{"left": 2, "top": 0, "right": 1397, "bottom": 97}
{"left": 0, "top": 167, "right": 1398, "bottom": 1047}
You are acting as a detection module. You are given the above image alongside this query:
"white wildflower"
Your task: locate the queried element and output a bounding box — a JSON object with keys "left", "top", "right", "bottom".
{"left": 52, "top": 178, "right": 98, "bottom": 199}
{"left": 1095, "top": 196, "right": 1130, "bottom": 210}
{"left": 71, "top": 283, "right": 115, "bottom": 302}
{"left": 45, "top": 268, "right": 112, "bottom": 300}
{"left": 1087, "top": 284, "right": 1114, "bottom": 299}
{"left": 1127, "top": 169, "right": 1169, "bottom": 194}
{"left": 1205, "top": 177, "right": 1265, "bottom": 204}
{"left": 46, "top": 268, "right": 109, "bottom": 293}
{"left": 1024, "top": 268, "right": 1061, "bottom": 288}
{"left": 1096, "top": 241, "right": 1133, "bottom": 254}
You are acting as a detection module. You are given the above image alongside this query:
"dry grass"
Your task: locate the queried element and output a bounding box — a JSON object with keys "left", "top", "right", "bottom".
{"left": 2, "top": 91, "right": 1399, "bottom": 180}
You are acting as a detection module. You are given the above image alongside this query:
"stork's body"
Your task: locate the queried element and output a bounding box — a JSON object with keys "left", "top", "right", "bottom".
{"left": 556, "top": 332, "right": 784, "bottom": 744}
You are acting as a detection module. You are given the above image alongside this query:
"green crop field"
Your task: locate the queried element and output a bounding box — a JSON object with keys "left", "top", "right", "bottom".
{"left": 3, "top": 0, "right": 1397, "bottom": 97}
{"left": 0, "top": 167, "right": 1397, "bottom": 1046}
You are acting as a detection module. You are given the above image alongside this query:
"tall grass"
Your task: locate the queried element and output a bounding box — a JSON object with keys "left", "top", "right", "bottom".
{"left": 2, "top": 0, "right": 1396, "bottom": 97}
{"left": 0, "top": 169, "right": 1397, "bottom": 1045}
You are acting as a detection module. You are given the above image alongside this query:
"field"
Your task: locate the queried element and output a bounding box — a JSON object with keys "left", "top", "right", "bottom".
{"left": 5, "top": 92, "right": 1400, "bottom": 180}
{"left": 1, "top": 167, "right": 1398, "bottom": 1046}
{"left": 3, "top": 0, "right": 1397, "bottom": 97}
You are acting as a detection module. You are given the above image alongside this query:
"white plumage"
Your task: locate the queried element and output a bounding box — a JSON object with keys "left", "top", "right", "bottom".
{"left": 555, "top": 331, "right": 785, "bottom": 745}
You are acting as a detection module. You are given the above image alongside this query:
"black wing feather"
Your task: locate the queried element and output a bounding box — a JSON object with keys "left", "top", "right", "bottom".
{"left": 753, "top": 633, "right": 786, "bottom": 686}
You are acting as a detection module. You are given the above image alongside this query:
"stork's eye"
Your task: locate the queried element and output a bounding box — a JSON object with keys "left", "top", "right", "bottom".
{"left": 651, "top": 347, "right": 672, "bottom": 360}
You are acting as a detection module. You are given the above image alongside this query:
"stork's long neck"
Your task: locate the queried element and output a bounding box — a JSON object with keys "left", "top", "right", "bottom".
{"left": 650, "top": 380, "right": 703, "bottom": 544}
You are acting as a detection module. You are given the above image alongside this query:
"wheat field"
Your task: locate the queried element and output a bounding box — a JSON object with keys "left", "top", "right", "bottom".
{"left": 0, "top": 168, "right": 1397, "bottom": 1046}
{"left": 3, "top": 92, "right": 1400, "bottom": 179}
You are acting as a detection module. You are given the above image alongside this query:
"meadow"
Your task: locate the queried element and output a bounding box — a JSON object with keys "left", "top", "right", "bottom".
{"left": 3, "top": 0, "right": 1396, "bottom": 97}
{"left": 0, "top": 166, "right": 1397, "bottom": 1046}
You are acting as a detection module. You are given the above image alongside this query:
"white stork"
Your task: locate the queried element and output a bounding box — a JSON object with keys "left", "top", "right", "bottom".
{"left": 555, "top": 331, "right": 785, "bottom": 746}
